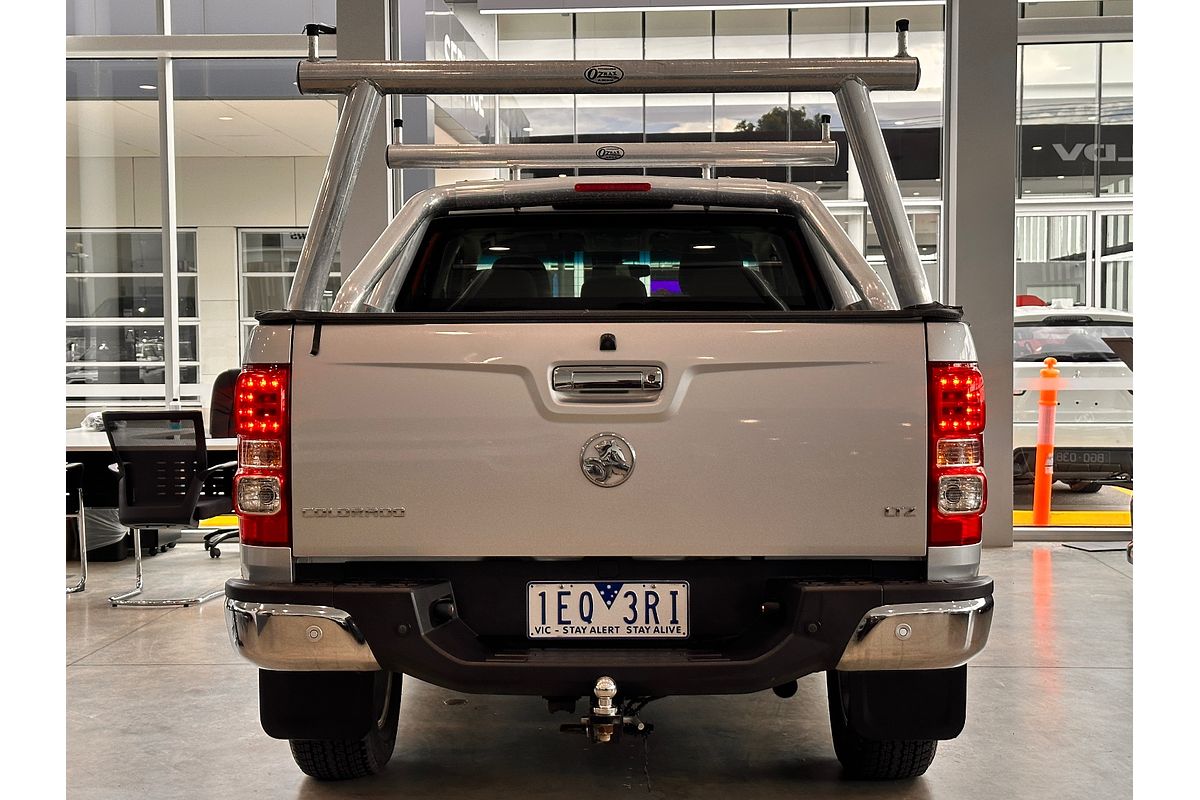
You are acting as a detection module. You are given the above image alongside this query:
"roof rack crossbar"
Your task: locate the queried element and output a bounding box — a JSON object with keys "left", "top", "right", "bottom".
{"left": 286, "top": 19, "right": 933, "bottom": 312}
{"left": 384, "top": 140, "right": 838, "bottom": 171}
{"left": 296, "top": 56, "right": 920, "bottom": 96}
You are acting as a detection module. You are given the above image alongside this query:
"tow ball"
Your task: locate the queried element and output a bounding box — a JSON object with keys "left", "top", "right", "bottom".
{"left": 560, "top": 677, "right": 652, "bottom": 743}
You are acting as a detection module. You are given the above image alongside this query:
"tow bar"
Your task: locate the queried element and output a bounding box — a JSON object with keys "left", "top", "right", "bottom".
{"left": 560, "top": 677, "right": 653, "bottom": 743}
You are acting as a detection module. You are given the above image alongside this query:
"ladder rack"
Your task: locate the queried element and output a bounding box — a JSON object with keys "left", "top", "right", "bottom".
{"left": 286, "top": 20, "right": 932, "bottom": 313}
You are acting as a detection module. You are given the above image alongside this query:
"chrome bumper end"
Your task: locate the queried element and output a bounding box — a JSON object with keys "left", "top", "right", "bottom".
{"left": 225, "top": 598, "right": 381, "bottom": 671}
{"left": 836, "top": 596, "right": 993, "bottom": 671}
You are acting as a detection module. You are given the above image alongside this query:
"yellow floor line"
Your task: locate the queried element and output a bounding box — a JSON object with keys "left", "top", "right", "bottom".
{"left": 200, "top": 514, "right": 238, "bottom": 528}
{"left": 1113, "top": 486, "right": 1135, "bottom": 496}
{"left": 1013, "top": 509, "right": 1131, "bottom": 527}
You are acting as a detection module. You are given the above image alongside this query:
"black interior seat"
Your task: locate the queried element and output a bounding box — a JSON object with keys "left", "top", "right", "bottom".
{"left": 473, "top": 268, "right": 539, "bottom": 300}
{"left": 580, "top": 273, "right": 647, "bottom": 300}
{"left": 677, "top": 239, "right": 760, "bottom": 300}
{"left": 488, "top": 255, "right": 550, "bottom": 297}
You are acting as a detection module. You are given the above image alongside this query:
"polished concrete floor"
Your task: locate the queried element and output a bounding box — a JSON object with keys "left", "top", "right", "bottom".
{"left": 66, "top": 542, "right": 1131, "bottom": 799}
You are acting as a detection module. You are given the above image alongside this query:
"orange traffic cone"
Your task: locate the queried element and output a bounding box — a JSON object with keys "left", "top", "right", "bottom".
{"left": 1032, "top": 357, "right": 1060, "bottom": 526}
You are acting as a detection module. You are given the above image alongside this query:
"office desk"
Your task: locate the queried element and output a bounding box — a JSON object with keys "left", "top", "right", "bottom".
{"left": 66, "top": 429, "right": 236, "bottom": 506}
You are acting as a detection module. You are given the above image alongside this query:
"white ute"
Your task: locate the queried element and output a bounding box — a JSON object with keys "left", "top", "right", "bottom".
{"left": 1013, "top": 301, "right": 1133, "bottom": 492}
{"left": 223, "top": 21, "right": 995, "bottom": 784}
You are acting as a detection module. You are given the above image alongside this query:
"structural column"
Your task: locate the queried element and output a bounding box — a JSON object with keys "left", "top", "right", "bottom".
{"left": 156, "top": 0, "right": 180, "bottom": 404}
{"left": 333, "top": 0, "right": 396, "bottom": 274}
{"left": 944, "top": 0, "right": 1018, "bottom": 547}
{"left": 397, "top": 0, "right": 435, "bottom": 201}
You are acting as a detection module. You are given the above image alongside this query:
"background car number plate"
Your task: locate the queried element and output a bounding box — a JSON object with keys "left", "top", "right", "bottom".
{"left": 1056, "top": 449, "right": 1113, "bottom": 465}
{"left": 527, "top": 582, "right": 689, "bottom": 639}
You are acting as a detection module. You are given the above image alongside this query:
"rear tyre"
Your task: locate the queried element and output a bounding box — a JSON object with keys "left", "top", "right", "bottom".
{"left": 289, "top": 672, "right": 402, "bottom": 781}
{"left": 826, "top": 671, "right": 937, "bottom": 780}
{"left": 1067, "top": 481, "right": 1104, "bottom": 493}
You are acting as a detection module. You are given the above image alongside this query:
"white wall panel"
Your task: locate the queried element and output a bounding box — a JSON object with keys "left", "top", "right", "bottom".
{"left": 131, "top": 156, "right": 161, "bottom": 226}
{"left": 176, "top": 157, "right": 295, "bottom": 226}
{"left": 67, "top": 157, "right": 137, "bottom": 227}
{"left": 293, "top": 156, "right": 328, "bottom": 226}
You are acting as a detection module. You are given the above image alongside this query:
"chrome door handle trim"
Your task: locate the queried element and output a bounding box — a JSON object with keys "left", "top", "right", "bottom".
{"left": 552, "top": 365, "right": 663, "bottom": 400}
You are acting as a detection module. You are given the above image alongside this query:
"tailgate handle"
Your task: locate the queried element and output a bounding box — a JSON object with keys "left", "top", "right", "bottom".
{"left": 552, "top": 366, "right": 663, "bottom": 400}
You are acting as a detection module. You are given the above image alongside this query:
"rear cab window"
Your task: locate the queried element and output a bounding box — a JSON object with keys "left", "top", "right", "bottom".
{"left": 1013, "top": 321, "right": 1132, "bottom": 363}
{"left": 395, "top": 210, "right": 834, "bottom": 312}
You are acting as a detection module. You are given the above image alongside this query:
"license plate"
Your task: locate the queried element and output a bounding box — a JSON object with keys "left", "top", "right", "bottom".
{"left": 1056, "top": 449, "right": 1114, "bottom": 466}
{"left": 527, "top": 582, "right": 689, "bottom": 639}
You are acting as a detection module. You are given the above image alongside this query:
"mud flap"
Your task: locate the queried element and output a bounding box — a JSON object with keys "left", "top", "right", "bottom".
{"left": 259, "top": 670, "right": 383, "bottom": 740}
{"left": 838, "top": 665, "right": 967, "bottom": 741}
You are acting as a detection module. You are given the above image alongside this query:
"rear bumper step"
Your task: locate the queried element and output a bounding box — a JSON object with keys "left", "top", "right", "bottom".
{"left": 225, "top": 576, "right": 993, "bottom": 696}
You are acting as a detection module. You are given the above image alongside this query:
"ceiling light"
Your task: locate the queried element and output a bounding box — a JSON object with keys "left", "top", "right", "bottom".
{"left": 894, "top": 120, "right": 906, "bottom": 126}
{"left": 488, "top": 245, "right": 510, "bottom": 252}
{"left": 521, "top": 126, "right": 532, "bottom": 132}
{"left": 1032, "top": 145, "right": 1043, "bottom": 151}
{"left": 912, "top": 192, "right": 920, "bottom": 196}
{"left": 1056, "top": 175, "right": 1065, "bottom": 180}
{"left": 139, "top": 84, "right": 156, "bottom": 90}
{"left": 692, "top": 244, "right": 716, "bottom": 250}
{"left": 218, "top": 116, "right": 234, "bottom": 121}
{"left": 815, "top": 179, "right": 824, "bottom": 185}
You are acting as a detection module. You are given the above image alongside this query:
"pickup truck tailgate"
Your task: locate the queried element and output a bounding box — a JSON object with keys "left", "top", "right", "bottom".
{"left": 288, "top": 321, "right": 929, "bottom": 559}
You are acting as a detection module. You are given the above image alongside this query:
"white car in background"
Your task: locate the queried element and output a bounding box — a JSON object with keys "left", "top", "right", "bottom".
{"left": 1012, "top": 302, "right": 1133, "bottom": 493}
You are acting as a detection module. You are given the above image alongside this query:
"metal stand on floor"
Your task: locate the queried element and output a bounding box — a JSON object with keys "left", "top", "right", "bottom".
{"left": 66, "top": 462, "right": 87, "bottom": 594}
{"left": 108, "top": 528, "right": 224, "bottom": 608}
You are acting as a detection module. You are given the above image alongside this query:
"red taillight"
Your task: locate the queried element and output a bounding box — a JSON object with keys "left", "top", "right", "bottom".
{"left": 573, "top": 182, "right": 653, "bottom": 192}
{"left": 930, "top": 364, "right": 985, "bottom": 434}
{"left": 234, "top": 365, "right": 291, "bottom": 547}
{"left": 929, "top": 363, "right": 986, "bottom": 547}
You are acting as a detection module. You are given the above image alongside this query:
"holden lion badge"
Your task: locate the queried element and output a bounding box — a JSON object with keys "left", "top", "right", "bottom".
{"left": 580, "top": 433, "right": 635, "bottom": 488}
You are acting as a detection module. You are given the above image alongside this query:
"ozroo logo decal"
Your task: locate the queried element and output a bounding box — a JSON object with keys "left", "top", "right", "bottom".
{"left": 584, "top": 65, "right": 624, "bottom": 85}
{"left": 595, "top": 146, "right": 625, "bottom": 161}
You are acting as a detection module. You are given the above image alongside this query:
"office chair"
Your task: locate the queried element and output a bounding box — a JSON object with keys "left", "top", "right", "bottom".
{"left": 102, "top": 410, "right": 236, "bottom": 607}
{"left": 66, "top": 462, "right": 87, "bottom": 594}
{"left": 202, "top": 368, "right": 241, "bottom": 558}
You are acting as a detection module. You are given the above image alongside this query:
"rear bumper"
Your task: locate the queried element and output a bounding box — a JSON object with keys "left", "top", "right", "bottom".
{"left": 225, "top": 576, "right": 993, "bottom": 696}
{"left": 1013, "top": 445, "right": 1132, "bottom": 483}
{"left": 1012, "top": 421, "right": 1132, "bottom": 450}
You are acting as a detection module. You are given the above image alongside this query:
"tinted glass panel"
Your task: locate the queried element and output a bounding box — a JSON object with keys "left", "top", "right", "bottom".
{"left": 1013, "top": 324, "right": 1132, "bottom": 362}
{"left": 397, "top": 211, "right": 833, "bottom": 312}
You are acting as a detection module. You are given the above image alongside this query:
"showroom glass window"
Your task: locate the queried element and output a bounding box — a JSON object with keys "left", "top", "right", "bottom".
{"left": 67, "top": 3, "right": 340, "bottom": 423}
{"left": 1015, "top": 35, "right": 1132, "bottom": 312}
{"left": 644, "top": 10, "right": 712, "bottom": 177}
{"left": 788, "top": 6, "right": 865, "bottom": 198}
{"left": 497, "top": 11, "right": 573, "bottom": 179}
{"left": 577, "top": 12, "right": 642, "bottom": 155}
{"left": 68, "top": 0, "right": 336, "bottom": 35}
{"left": 173, "top": 57, "right": 340, "bottom": 382}
{"left": 66, "top": 229, "right": 199, "bottom": 400}
{"left": 240, "top": 230, "right": 341, "bottom": 349}
{"left": 66, "top": 60, "right": 202, "bottom": 402}
{"left": 713, "top": 9, "right": 789, "bottom": 183}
